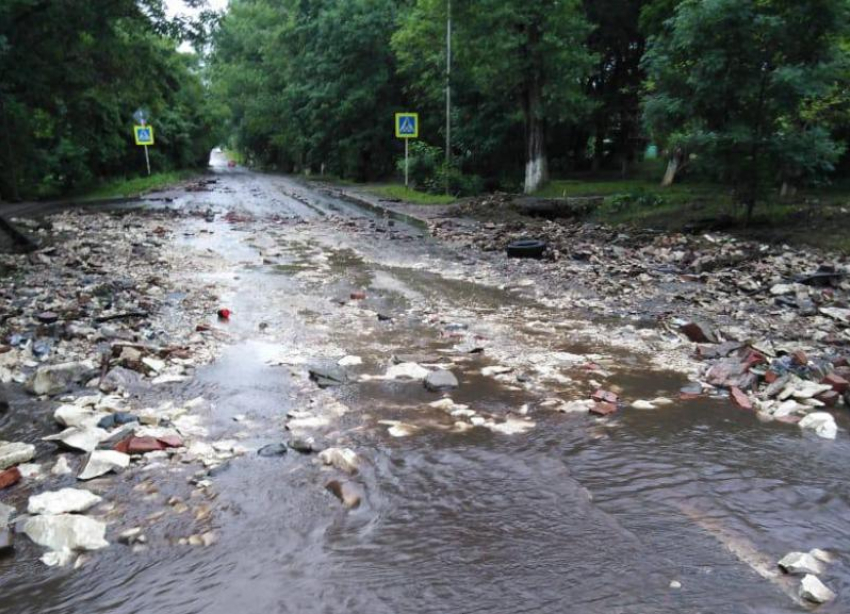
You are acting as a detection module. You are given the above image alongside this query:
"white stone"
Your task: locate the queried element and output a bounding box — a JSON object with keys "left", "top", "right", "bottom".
{"left": 484, "top": 417, "right": 535, "bottom": 435}
{"left": 41, "top": 548, "right": 76, "bottom": 567}
{"left": 54, "top": 404, "right": 101, "bottom": 428}
{"left": 77, "top": 450, "right": 130, "bottom": 480}
{"left": 481, "top": 365, "right": 512, "bottom": 377}
{"left": 799, "top": 412, "right": 838, "bottom": 440}
{"left": 318, "top": 448, "right": 360, "bottom": 475}
{"left": 778, "top": 551, "right": 823, "bottom": 575}
{"left": 24, "top": 514, "right": 108, "bottom": 551}
{"left": 43, "top": 427, "right": 108, "bottom": 452}
{"left": 385, "top": 362, "right": 430, "bottom": 380}
{"left": 28, "top": 488, "right": 102, "bottom": 515}
{"left": 556, "top": 400, "right": 594, "bottom": 414}
{"left": 669, "top": 580, "right": 682, "bottom": 589}
{"left": 799, "top": 574, "right": 835, "bottom": 604}
{"left": 337, "top": 355, "right": 362, "bottom": 367}
{"left": 51, "top": 456, "right": 73, "bottom": 476}
{"left": 0, "top": 441, "right": 35, "bottom": 470}
{"left": 809, "top": 548, "right": 836, "bottom": 564}
{"left": 142, "top": 357, "right": 166, "bottom": 373}
{"left": 630, "top": 400, "right": 656, "bottom": 410}
{"left": 17, "top": 463, "right": 41, "bottom": 479}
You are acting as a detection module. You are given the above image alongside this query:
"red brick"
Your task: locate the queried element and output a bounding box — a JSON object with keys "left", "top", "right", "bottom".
{"left": 730, "top": 387, "right": 753, "bottom": 410}
{"left": 591, "top": 389, "right": 619, "bottom": 404}
{"left": 0, "top": 467, "right": 21, "bottom": 490}
{"left": 679, "top": 392, "right": 700, "bottom": 401}
{"left": 157, "top": 435, "right": 184, "bottom": 449}
{"left": 113, "top": 437, "right": 131, "bottom": 454}
{"left": 126, "top": 437, "right": 165, "bottom": 454}
{"left": 590, "top": 402, "right": 618, "bottom": 416}
{"left": 743, "top": 350, "right": 767, "bottom": 370}
{"left": 822, "top": 373, "right": 849, "bottom": 394}
{"left": 792, "top": 350, "right": 808, "bottom": 366}
{"left": 815, "top": 390, "right": 840, "bottom": 408}
{"left": 764, "top": 370, "right": 780, "bottom": 384}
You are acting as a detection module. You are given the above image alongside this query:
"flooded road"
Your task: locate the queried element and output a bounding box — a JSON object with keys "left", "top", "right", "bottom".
{"left": 2, "top": 154, "right": 849, "bottom": 613}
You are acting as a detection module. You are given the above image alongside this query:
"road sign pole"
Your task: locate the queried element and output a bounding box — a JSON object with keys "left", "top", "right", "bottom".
{"left": 405, "top": 138, "right": 409, "bottom": 189}
{"left": 446, "top": 0, "right": 452, "bottom": 196}
{"left": 144, "top": 145, "right": 151, "bottom": 176}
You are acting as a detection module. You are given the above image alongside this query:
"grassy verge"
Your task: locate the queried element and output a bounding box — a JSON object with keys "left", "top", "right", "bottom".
{"left": 224, "top": 149, "right": 245, "bottom": 165}
{"left": 536, "top": 178, "right": 850, "bottom": 253}
{"left": 81, "top": 170, "right": 198, "bottom": 200}
{"left": 367, "top": 184, "right": 456, "bottom": 205}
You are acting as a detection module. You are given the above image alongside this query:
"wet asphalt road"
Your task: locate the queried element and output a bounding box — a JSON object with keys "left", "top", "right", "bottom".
{"left": 2, "top": 153, "right": 850, "bottom": 614}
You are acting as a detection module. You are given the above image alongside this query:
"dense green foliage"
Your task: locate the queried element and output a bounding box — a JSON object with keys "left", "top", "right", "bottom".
{"left": 643, "top": 0, "right": 850, "bottom": 216}
{"left": 0, "top": 0, "right": 223, "bottom": 200}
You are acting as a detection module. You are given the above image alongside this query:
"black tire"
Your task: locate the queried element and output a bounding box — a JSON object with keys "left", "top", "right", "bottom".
{"left": 506, "top": 239, "right": 547, "bottom": 259}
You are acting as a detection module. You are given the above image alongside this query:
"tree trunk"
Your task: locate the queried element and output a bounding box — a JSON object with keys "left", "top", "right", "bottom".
{"left": 661, "top": 147, "right": 684, "bottom": 187}
{"left": 591, "top": 127, "right": 604, "bottom": 173}
{"left": 523, "top": 80, "right": 548, "bottom": 194}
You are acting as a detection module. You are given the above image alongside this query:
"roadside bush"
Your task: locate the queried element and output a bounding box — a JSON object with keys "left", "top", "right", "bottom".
{"left": 396, "top": 141, "right": 483, "bottom": 196}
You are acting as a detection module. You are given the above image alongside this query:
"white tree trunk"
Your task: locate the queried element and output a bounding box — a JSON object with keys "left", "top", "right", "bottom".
{"left": 523, "top": 84, "right": 548, "bottom": 194}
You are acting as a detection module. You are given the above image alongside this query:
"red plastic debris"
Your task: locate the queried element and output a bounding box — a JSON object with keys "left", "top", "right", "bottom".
{"left": 590, "top": 402, "right": 618, "bottom": 416}
{"left": 591, "top": 389, "right": 619, "bottom": 405}
{"left": 730, "top": 387, "right": 753, "bottom": 410}
{"left": 0, "top": 467, "right": 21, "bottom": 490}
{"left": 822, "top": 373, "right": 849, "bottom": 394}
{"left": 217, "top": 309, "right": 232, "bottom": 321}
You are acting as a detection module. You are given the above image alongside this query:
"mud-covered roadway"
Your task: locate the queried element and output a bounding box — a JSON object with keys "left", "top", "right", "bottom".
{"left": 2, "top": 151, "right": 850, "bottom": 614}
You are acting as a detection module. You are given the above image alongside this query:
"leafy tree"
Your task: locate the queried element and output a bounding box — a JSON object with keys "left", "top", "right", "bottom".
{"left": 643, "top": 0, "right": 849, "bottom": 219}
{"left": 0, "top": 0, "right": 222, "bottom": 200}
{"left": 394, "top": 0, "right": 594, "bottom": 193}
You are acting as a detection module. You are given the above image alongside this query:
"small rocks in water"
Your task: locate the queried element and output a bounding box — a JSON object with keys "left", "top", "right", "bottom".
{"left": 325, "top": 479, "right": 362, "bottom": 509}
{"left": 798, "top": 412, "right": 837, "bottom": 440}
{"left": 0, "top": 441, "right": 36, "bottom": 470}
{"left": 799, "top": 574, "right": 835, "bottom": 604}
{"left": 669, "top": 580, "right": 682, "bottom": 590}
{"left": 778, "top": 551, "right": 824, "bottom": 576}
{"left": 257, "top": 443, "right": 288, "bottom": 457}
{"left": 308, "top": 363, "right": 349, "bottom": 388}
{"left": 118, "top": 527, "right": 145, "bottom": 545}
{"left": 28, "top": 488, "right": 102, "bottom": 515}
{"left": 318, "top": 447, "right": 360, "bottom": 475}
{"left": 630, "top": 399, "right": 656, "bottom": 410}
{"left": 24, "top": 514, "right": 108, "bottom": 552}
{"left": 484, "top": 417, "right": 535, "bottom": 435}
{"left": 44, "top": 426, "right": 108, "bottom": 453}
{"left": 288, "top": 437, "right": 317, "bottom": 454}
{"left": 40, "top": 548, "right": 75, "bottom": 567}
{"left": 0, "top": 466, "right": 22, "bottom": 489}
{"left": 424, "top": 370, "right": 459, "bottom": 392}
{"left": 77, "top": 450, "right": 130, "bottom": 480}
{"left": 729, "top": 386, "right": 753, "bottom": 410}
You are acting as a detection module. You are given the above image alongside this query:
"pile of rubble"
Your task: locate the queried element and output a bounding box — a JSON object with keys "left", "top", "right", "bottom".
{"left": 431, "top": 212, "right": 850, "bottom": 430}
{"left": 0, "top": 209, "right": 229, "bottom": 565}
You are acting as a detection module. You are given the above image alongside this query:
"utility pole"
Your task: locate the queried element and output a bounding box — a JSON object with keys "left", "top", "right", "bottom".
{"left": 445, "top": 0, "right": 452, "bottom": 196}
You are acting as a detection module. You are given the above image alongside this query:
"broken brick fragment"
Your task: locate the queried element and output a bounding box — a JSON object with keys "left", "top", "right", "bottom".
{"left": 815, "top": 390, "right": 839, "bottom": 408}
{"left": 156, "top": 435, "right": 184, "bottom": 449}
{"left": 591, "top": 389, "right": 618, "bottom": 404}
{"left": 590, "top": 402, "right": 618, "bottom": 416}
{"left": 0, "top": 467, "right": 21, "bottom": 490}
{"left": 822, "top": 373, "right": 849, "bottom": 394}
{"left": 117, "top": 436, "right": 165, "bottom": 455}
{"left": 730, "top": 387, "right": 753, "bottom": 410}
{"left": 792, "top": 350, "right": 808, "bottom": 366}
{"left": 764, "top": 370, "right": 780, "bottom": 384}
{"left": 679, "top": 321, "right": 718, "bottom": 344}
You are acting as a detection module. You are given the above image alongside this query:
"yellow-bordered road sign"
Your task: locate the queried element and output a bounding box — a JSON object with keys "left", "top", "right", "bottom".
{"left": 395, "top": 113, "right": 419, "bottom": 139}
{"left": 134, "top": 125, "right": 155, "bottom": 146}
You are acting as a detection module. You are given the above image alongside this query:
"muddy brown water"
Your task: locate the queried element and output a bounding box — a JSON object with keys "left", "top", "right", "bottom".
{"left": 2, "top": 154, "right": 849, "bottom": 613}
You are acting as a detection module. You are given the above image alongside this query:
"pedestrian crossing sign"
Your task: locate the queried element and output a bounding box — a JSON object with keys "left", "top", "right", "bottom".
{"left": 395, "top": 113, "right": 419, "bottom": 139}
{"left": 134, "top": 125, "right": 154, "bottom": 146}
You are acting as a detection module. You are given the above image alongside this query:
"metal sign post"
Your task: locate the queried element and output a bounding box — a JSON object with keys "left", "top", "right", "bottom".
{"left": 133, "top": 108, "right": 153, "bottom": 176}
{"left": 395, "top": 113, "right": 419, "bottom": 190}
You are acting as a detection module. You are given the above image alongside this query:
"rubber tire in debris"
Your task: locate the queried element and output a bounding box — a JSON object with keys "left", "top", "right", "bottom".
{"left": 506, "top": 240, "right": 547, "bottom": 259}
